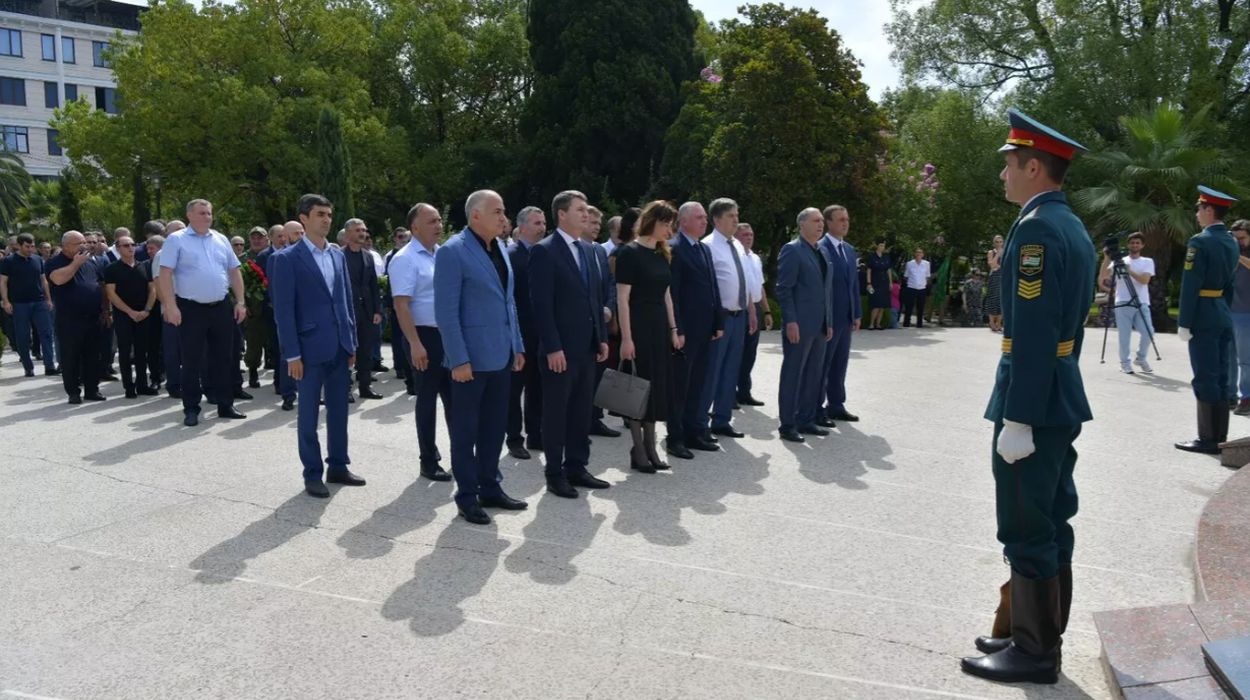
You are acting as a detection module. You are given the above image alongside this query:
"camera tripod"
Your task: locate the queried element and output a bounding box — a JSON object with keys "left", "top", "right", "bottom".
{"left": 1099, "top": 258, "right": 1162, "bottom": 365}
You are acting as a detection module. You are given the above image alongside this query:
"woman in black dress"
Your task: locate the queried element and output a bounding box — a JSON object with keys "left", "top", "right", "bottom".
{"left": 864, "top": 239, "right": 894, "bottom": 329}
{"left": 615, "top": 200, "right": 682, "bottom": 473}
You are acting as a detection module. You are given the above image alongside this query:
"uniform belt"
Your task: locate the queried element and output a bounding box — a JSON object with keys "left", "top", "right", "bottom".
{"left": 176, "top": 295, "right": 229, "bottom": 307}
{"left": 1001, "top": 338, "right": 1075, "bottom": 357}
{"left": 1199, "top": 289, "right": 1224, "bottom": 298}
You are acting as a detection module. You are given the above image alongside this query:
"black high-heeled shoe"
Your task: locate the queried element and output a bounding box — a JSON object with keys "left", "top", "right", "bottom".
{"left": 631, "top": 458, "right": 657, "bottom": 474}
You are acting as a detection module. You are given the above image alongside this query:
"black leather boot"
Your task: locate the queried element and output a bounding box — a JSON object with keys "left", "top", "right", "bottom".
{"left": 248, "top": 368, "right": 260, "bottom": 389}
{"left": 1214, "top": 401, "right": 1230, "bottom": 444}
{"left": 961, "top": 571, "right": 1060, "bottom": 684}
{"left": 1176, "top": 401, "right": 1220, "bottom": 454}
{"left": 974, "top": 579, "right": 1012, "bottom": 654}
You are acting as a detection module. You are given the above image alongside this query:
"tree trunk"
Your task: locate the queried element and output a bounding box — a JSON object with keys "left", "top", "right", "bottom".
{"left": 1142, "top": 225, "right": 1175, "bottom": 332}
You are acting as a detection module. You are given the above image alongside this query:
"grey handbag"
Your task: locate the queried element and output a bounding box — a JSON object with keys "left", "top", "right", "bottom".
{"left": 594, "top": 360, "right": 651, "bottom": 419}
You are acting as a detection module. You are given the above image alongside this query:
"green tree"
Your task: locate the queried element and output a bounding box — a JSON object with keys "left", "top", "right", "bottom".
{"left": 58, "top": 168, "right": 83, "bottom": 232}
{"left": 132, "top": 167, "right": 151, "bottom": 235}
{"left": 317, "top": 107, "right": 354, "bottom": 231}
{"left": 659, "top": 4, "right": 885, "bottom": 273}
{"left": 0, "top": 150, "right": 30, "bottom": 232}
{"left": 17, "top": 179, "right": 60, "bottom": 240}
{"left": 522, "top": 0, "right": 699, "bottom": 211}
{"left": 1071, "top": 104, "right": 1239, "bottom": 330}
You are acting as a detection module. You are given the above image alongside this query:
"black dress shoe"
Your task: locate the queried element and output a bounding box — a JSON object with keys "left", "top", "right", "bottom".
{"left": 798, "top": 424, "right": 829, "bottom": 436}
{"left": 374, "top": 362, "right": 389, "bottom": 372}
{"left": 828, "top": 410, "right": 859, "bottom": 422}
{"left": 1174, "top": 439, "right": 1220, "bottom": 454}
{"left": 710, "top": 425, "right": 745, "bottom": 438}
{"left": 305, "top": 480, "right": 330, "bottom": 498}
{"left": 84, "top": 392, "right": 107, "bottom": 402}
{"left": 739, "top": 395, "right": 765, "bottom": 407}
{"left": 359, "top": 387, "right": 383, "bottom": 400}
{"left": 44, "top": 367, "right": 61, "bottom": 376}
{"left": 665, "top": 441, "right": 694, "bottom": 460}
{"left": 815, "top": 416, "right": 837, "bottom": 428}
{"left": 688, "top": 436, "right": 720, "bottom": 452}
{"left": 138, "top": 386, "right": 159, "bottom": 396}
{"left": 780, "top": 428, "right": 806, "bottom": 443}
{"left": 480, "top": 493, "right": 528, "bottom": 510}
{"left": 420, "top": 463, "right": 452, "bottom": 481}
{"left": 24, "top": 368, "right": 35, "bottom": 377}
{"left": 546, "top": 477, "right": 579, "bottom": 499}
{"left": 347, "top": 394, "right": 356, "bottom": 404}
{"left": 458, "top": 503, "right": 491, "bottom": 525}
{"left": 590, "top": 420, "right": 622, "bottom": 437}
{"left": 67, "top": 395, "right": 83, "bottom": 405}
{"left": 217, "top": 407, "right": 247, "bottom": 420}
{"left": 327, "top": 469, "right": 367, "bottom": 486}
{"left": 507, "top": 443, "right": 531, "bottom": 460}
{"left": 234, "top": 388, "right": 253, "bottom": 400}
{"left": 569, "top": 471, "right": 610, "bottom": 489}
{"left": 184, "top": 412, "right": 199, "bottom": 427}
{"left": 281, "top": 396, "right": 295, "bottom": 411}
{"left": 125, "top": 389, "right": 138, "bottom": 399}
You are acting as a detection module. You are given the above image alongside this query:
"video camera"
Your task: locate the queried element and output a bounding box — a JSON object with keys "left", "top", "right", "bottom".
{"left": 1103, "top": 233, "right": 1128, "bottom": 269}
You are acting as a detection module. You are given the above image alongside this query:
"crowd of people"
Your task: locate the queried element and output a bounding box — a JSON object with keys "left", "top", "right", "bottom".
{"left": 0, "top": 191, "right": 866, "bottom": 524}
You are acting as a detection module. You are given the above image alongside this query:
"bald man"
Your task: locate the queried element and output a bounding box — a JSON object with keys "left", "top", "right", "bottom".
{"left": 46, "top": 231, "right": 109, "bottom": 403}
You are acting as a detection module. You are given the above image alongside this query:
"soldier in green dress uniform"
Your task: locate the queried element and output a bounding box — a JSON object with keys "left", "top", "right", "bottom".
{"left": 960, "top": 109, "right": 1095, "bottom": 685}
{"left": 1175, "top": 186, "right": 1240, "bottom": 454}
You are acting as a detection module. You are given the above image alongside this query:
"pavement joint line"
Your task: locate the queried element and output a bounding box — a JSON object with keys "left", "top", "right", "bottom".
{"left": 295, "top": 575, "right": 323, "bottom": 589}
{"left": 47, "top": 493, "right": 202, "bottom": 546}
{"left": 3, "top": 690, "right": 68, "bottom": 700}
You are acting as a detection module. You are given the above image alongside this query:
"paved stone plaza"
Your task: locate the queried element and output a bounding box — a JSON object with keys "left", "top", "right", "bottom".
{"left": 0, "top": 327, "right": 1234, "bottom": 699}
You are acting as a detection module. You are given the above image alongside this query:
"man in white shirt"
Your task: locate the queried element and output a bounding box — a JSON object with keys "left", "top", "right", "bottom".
{"left": 602, "top": 216, "right": 622, "bottom": 255}
{"left": 390, "top": 203, "right": 452, "bottom": 482}
{"left": 734, "top": 222, "right": 770, "bottom": 407}
{"left": 700, "top": 197, "right": 757, "bottom": 438}
{"left": 1097, "top": 232, "right": 1156, "bottom": 374}
{"left": 902, "top": 247, "right": 932, "bottom": 328}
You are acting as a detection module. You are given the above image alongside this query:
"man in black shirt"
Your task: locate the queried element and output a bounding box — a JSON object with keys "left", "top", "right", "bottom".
{"left": 105, "top": 235, "right": 158, "bottom": 398}
{"left": 46, "top": 231, "right": 108, "bottom": 403}
{"left": 0, "top": 233, "right": 57, "bottom": 377}
{"left": 343, "top": 218, "right": 383, "bottom": 399}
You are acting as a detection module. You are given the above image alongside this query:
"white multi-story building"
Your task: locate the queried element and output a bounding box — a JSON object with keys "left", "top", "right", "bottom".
{"left": 0, "top": 0, "right": 140, "bottom": 179}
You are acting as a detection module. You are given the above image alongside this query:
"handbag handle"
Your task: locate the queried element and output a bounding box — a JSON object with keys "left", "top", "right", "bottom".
{"left": 616, "top": 357, "right": 638, "bottom": 376}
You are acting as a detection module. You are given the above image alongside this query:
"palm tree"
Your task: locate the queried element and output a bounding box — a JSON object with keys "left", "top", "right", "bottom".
{"left": 16, "top": 179, "right": 59, "bottom": 238}
{"left": 0, "top": 149, "right": 31, "bottom": 233}
{"left": 1072, "top": 103, "right": 1239, "bottom": 332}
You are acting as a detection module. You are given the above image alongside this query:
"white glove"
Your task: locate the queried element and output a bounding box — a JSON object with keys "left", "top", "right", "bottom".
{"left": 997, "top": 420, "right": 1036, "bottom": 464}
{"left": 1179, "top": 326, "right": 1192, "bottom": 343}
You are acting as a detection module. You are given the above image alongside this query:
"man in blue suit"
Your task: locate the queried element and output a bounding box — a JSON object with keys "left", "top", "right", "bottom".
{"left": 529, "top": 190, "right": 612, "bottom": 498}
{"left": 776, "top": 208, "right": 834, "bottom": 442}
{"left": 434, "top": 189, "right": 529, "bottom": 525}
{"left": 270, "top": 195, "right": 365, "bottom": 499}
{"left": 582, "top": 206, "right": 622, "bottom": 439}
{"left": 818, "top": 205, "right": 862, "bottom": 426}
{"left": 666, "top": 202, "right": 724, "bottom": 459}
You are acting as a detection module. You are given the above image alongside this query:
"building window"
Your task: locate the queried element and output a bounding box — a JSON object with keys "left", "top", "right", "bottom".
{"left": 65, "top": 83, "right": 77, "bottom": 102}
{"left": 0, "top": 29, "right": 21, "bottom": 58}
{"left": 95, "top": 86, "right": 117, "bottom": 114}
{"left": 0, "top": 78, "right": 25, "bottom": 106}
{"left": 92, "top": 40, "right": 109, "bottom": 68}
{"left": 46, "top": 129, "right": 61, "bottom": 156}
{"left": 41, "top": 34, "right": 54, "bottom": 61}
{"left": 62, "top": 36, "right": 74, "bottom": 64}
{"left": 2, "top": 126, "right": 29, "bottom": 153}
{"left": 44, "top": 81, "right": 57, "bottom": 109}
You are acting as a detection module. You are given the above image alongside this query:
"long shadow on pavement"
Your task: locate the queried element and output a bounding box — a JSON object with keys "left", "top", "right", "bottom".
{"left": 189, "top": 492, "right": 329, "bottom": 583}
{"left": 381, "top": 523, "right": 508, "bottom": 637}
{"left": 335, "top": 478, "right": 451, "bottom": 559}
{"left": 504, "top": 490, "right": 606, "bottom": 585}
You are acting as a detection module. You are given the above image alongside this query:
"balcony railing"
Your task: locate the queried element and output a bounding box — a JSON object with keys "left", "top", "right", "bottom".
{"left": 0, "top": 0, "right": 141, "bottom": 33}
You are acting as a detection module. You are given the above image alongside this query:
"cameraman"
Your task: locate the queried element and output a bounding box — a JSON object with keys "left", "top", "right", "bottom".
{"left": 1098, "top": 232, "right": 1155, "bottom": 374}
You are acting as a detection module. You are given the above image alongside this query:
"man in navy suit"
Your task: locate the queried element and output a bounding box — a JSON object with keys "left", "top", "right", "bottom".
{"left": 776, "top": 208, "right": 834, "bottom": 442}
{"left": 666, "top": 202, "right": 724, "bottom": 459}
{"left": 434, "top": 189, "right": 528, "bottom": 525}
{"left": 529, "top": 190, "right": 612, "bottom": 498}
{"left": 506, "top": 205, "right": 546, "bottom": 460}
{"left": 818, "top": 205, "right": 862, "bottom": 426}
{"left": 270, "top": 194, "right": 365, "bottom": 499}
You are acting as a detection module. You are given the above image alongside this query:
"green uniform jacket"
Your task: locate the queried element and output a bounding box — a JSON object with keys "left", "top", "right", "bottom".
{"left": 985, "top": 191, "right": 1095, "bottom": 427}
{"left": 1177, "top": 223, "right": 1238, "bottom": 331}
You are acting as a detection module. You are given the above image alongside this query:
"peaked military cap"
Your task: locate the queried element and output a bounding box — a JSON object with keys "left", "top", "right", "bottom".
{"left": 1198, "top": 186, "right": 1237, "bottom": 208}
{"left": 999, "top": 108, "right": 1088, "bottom": 161}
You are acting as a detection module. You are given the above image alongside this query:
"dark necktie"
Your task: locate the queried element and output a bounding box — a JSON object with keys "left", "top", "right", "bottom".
{"left": 576, "top": 242, "right": 590, "bottom": 290}
{"left": 726, "top": 237, "right": 747, "bottom": 310}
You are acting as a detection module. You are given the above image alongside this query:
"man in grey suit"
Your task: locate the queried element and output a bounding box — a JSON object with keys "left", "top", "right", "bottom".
{"left": 775, "top": 208, "right": 834, "bottom": 443}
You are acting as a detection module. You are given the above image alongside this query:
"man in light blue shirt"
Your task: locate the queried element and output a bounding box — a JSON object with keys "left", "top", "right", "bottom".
{"left": 157, "top": 199, "right": 248, "bottom": 426}
{"left": 390, "top": 202, "right": 452, "bottom": 482}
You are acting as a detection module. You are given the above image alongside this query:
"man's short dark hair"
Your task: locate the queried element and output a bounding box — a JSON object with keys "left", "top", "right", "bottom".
{"left": 1201, "top": 202, "right": 1229, "bottom": 220}
{"left": 551, "top": 190, "right": 587, "bottom": 222}
{"left": 823, "top": 204, "right": 848, "bottom": 222}
{"left": 1231, "top": 219, "right": 1250, "bottom": 233}
{"left": 708, "top": 197, "right": 738, "bottom": 221}
{"left": 297, "top": 194, "right": 333, "bottom": 217}
{"left": 1011, "top": 147, "right": 1070, "bottom": 183}
{"left": 1126, "top": 232, "right": 1145, "bottom": 243}
{"left": 406, "top": 203, "right": 433, "bottom": 231}
{"left": 16, "top": 233, "right": 34, "bottom": 245}
{"left": 142, "top": 220, "right": 165, "bottom": 239}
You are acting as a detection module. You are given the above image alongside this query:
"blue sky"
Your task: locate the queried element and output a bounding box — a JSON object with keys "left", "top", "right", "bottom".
{"left": 691, "top": 0, "right": 900, "bottom": 100}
